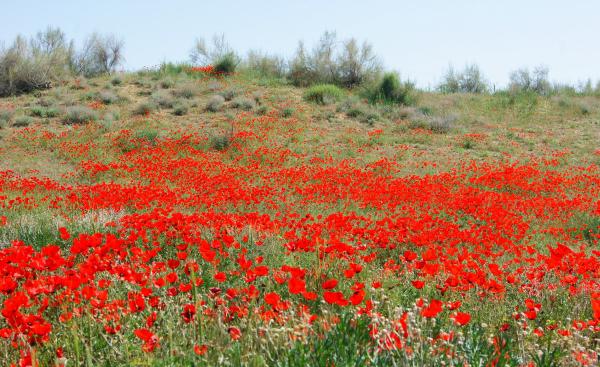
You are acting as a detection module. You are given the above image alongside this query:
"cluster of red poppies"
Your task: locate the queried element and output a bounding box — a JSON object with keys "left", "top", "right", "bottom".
{"left": 0, "top": 112, "right": 599, "bottom": 365}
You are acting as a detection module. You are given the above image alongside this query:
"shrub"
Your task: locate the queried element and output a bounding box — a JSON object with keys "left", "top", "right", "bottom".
{"left": 509, "top": 66, "right": 551, "bottom": 95}
{"left": 190, "top": 34, "right": 236, "bottom": 65}
{"left": 0, "top": 29, "right": 72, "bottom": 96}
{"left": 134, "top": 129, "right": 158, "bottom": 144}
{"left": 173, "top": 85, "right": 196, "bottom": 99}
{"left": 243, "top": 50, "right": 286, "bottom": 78}
{"left": 219, "top": 89, "right": 237, "bottom": 101}
{"left": 72, "top": 33, "right": 125, "bottom": 77}
{"left": 0, "top": 109, "right": 15, "bottom": 128}
{"left": 12, "top": 115, "right": 33, "bottom": 127}
{"left": 98, "top": 90, "right": 119, "bottom": 104}
{"left": 159, "top": 78, "right": 175, "bottom": 89}
{"left": 364, "top": 72, "right": 416, "bottom": 105}
{"left": 132, "top": 101, "right": 158, "bottom": 116}
{"left": 214, "top": 53, "right": 238, "bottom": 74}
{"left": 439, "top": 64, "right": 489, "bottom": 94}
{"left": 289, "top": 32, "right": 381, "bottom": 88}
{"left": 427, "top": 114, "right": 457, "bottom": 133}
{"left": 110, "top": 75, "right": 123, "bottom": 86}
{"left": 304, "top": 84, "right": 344, "bottom": 105}
{"left": 151, "top": 90, "right": 175, "bottom": 108}
{"left": 282, "top": 108, "right": 294, "bottom": 118}
{"left": 206, "top": 95, "right": 225, "bottom": 112}
{"left": 231, "top": 97, "right": 256, "bottom": 111}
{"left": 256, "top": 105, "right": 269, "bottom": 115}
{"left": 64, "top": 106, "right": 98, "bottom": 124}
{"left": 173, "top": 101, "right": 189, "bottom": 116}
{"left": 210, "top": 134, "right": 230, "bottom": 151}
{"left": 30, "top": 106, "right": 59, "bottom": 118}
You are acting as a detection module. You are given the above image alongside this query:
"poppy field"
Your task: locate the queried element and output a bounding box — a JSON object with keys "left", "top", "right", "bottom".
{"left": 0, "top": 71, "right": 599, "bottom": 366}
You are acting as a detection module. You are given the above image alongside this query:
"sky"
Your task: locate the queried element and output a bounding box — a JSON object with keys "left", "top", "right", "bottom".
{"left": 1, "top": 0, "right": 599, "bottom": 89}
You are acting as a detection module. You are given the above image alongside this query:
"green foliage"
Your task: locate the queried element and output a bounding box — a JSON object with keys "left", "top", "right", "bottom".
{"left": 281, "top": 108, "right": 294, "bottom": 118}
{"left": 364, "top": 72, "right": 416, "bottom": 106}
{"left": 110, "top": 75, "right": 123, "bottom": 86}
{"left": 64, "top": 106, "right": 98, "bottom": 124}
{"left": 29, "top": 106, "right": 59, "bottom": 118}
{"left": 210, "top": 134, "right": 231, "bottom": 151}
{"left": 304, "top": 84, "right": 344, "bottom": 105}
{"left": 214, "top": 52, "right": 238, "bottom": 74}
{"left": 271, "top": 314, "right": 372, "bottom": 367}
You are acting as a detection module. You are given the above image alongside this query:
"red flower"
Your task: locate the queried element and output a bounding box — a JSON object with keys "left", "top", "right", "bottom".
{"left": 228, "top": 326, "right": 241, "bottom": 340}
{"left": 322, "top": 279, "right": 338, "bottom": 290}
{"left": 194, "top": 344, "right": 208, "bottom": 355}
{"left": 451, "top": 312, "right": 471, "bottom": 326}
{"left": 58, "top": 227, "right": 70, "bottom": 240}
{"left": 288, "top": 277, "right": 305, "bottom": 295}
{"left": 421, "top": 299, "right": 443, "bottom": 318}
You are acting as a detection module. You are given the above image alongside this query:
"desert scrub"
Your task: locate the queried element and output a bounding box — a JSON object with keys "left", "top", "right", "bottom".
{"left": 151, "top": 90, "right": 175, "bottom": 108}
{"left": 304, "top": 84, "right": 344, "bottom": 105}
{"left": 172, "top": 101, "right": 189, "bottom": 116}
{"left": 159, "top": 77, "right": 175, "bottom": 89}
{"left": 206, "top": 95, "right": 225, "bottom": 112}
{"left": 63, "top": 106, "right": 98, "bottom": 124}
{"left": 0, "top": 109, "right": 14, "bottom": 128}
{"left": 110, "top": 75, "right": 123, "bottom": 86}
{"left": 98, "top": 90, "right": 120, "bottom": 104}
{"left": 132, "top": 101, "right": 158, "bottom": 116}
{"left": 173, "top": 85, "right": 196, "bottom": 99}
{"left": 219, "top": 89, "right": 238, "bottom": 101}
{"left": 29, "top": 106, "right": 60, "bottom": 118}
{"left": 231, "top": 96, "right": 256, "bottom": 110}
{"left": 12, "top": 115, "right": 33, "bottom": 127}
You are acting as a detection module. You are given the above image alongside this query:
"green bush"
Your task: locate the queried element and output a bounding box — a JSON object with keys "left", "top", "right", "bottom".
{"left": 29, "top": 106, "right": 59, "bottom": 118}
{"left": 364, "top": 72, "right": 416, "bottom": 106}
{"left": 64, "top": 106, "right": 98, "bottom": 124}
{"left": 282, "top": 108, "right": 294, "bottom": 117}
{"left": 206, "top": 95, "right": 225, "bottom": 112}
{"left": 214, "top": 53, "right": 238, "bottom": 74}
{"left": 304, "top": 84, "right": 344, "bottom": 105}
{"left": 132, "top": 101, "right": 158, "bottom": 116}
{"left": 110, "top": 75, "right": 123, "bottom": 86}
{"left": 210, "top": 134, "right": 231, "bottom": 151}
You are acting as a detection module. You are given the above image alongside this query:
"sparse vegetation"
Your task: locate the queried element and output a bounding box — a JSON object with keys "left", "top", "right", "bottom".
{"left": 64, "top": 105, "right": 98, "bottom": 124}
{"left": 230, "top": 96, "right": 256, "bottom": 110}
{"left": 206, "top": 95, "right": 225, "bottom": 112}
